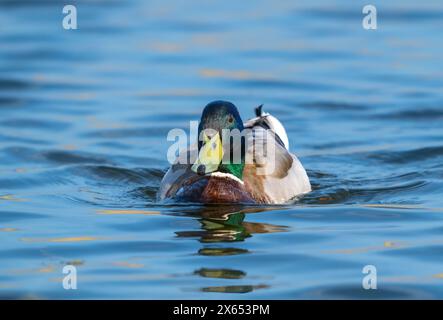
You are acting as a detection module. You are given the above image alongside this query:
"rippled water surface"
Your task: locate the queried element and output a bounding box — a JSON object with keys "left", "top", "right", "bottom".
{"left": 1, "top": 0, "right": 443, "bottom": 299}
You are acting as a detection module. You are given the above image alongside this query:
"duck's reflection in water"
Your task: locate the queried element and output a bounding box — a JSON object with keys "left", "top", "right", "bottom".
{"left": 195, "top": 268, "right": 246, "bottom": 279}
{"left": 174, "top": 205, "right": 288, "bottom": 243}
{"left": 173, "top": 205, "right": 287, "bottom": 294}
{"left": 200, "top": 284, "right": 270, "bottom": 294}
{"left": 194, "top": 267, "right": 270, "bottom": 293}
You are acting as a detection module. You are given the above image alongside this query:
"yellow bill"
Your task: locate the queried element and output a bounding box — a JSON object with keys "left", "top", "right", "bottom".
{"left": 191, "top": 132, "right": 224, "bottom": 174}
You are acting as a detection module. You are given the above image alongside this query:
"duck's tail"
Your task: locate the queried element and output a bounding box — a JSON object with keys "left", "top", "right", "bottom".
{"left": 254, "top": 104, "right": 265, "bottom": 117}
{"left": 245, "top": 104, "right": 290, "bottom": 150}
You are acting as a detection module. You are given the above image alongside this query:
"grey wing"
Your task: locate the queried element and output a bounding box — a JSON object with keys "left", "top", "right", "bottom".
{"left": 157, "top": 147, "right": 198, "bottom": 201}
{"left": 243, "top": 125, "right": 311, "bottom": 204}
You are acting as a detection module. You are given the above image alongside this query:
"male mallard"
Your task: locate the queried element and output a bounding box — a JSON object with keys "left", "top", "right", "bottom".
{"left": 157, "top": 100, "right": 311, "bottom": 204}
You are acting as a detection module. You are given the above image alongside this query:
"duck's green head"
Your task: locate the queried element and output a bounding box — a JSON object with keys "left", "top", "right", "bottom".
{"left": 192, "top": 100, "right": 245, "bottom": 179}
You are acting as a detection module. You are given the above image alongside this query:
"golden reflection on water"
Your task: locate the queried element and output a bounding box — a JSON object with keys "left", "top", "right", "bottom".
{"left": 20, "top": 236, "right": 101, "bottom": 243}
{"left": 37, "top": 265, "right": 56, "bottom": 273}
{"left": 199, "top": 68, "right": 257, "bottom": 80}
{"left": 9, "top": 264, "right": 57, "bottom": 275}
{"left": 0, "top": 194, "right": 27, "bottom": 202}
{"left": 323, "top": 240, "right": 406, "bottom": 255}
{"left": 112, "top": 261, "right": 144, "bottom": 269}
{"left": 0, "top": 227, "right": 19, "bottom": 232}
{"left": 63, "top": 260, "right": 84, "bottom": 266}
{"left": 146, "top": 42, "right": 184, "bottom": 54}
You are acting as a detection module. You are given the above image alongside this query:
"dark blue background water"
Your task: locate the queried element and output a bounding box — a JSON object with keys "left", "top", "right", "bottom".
{"left": 1, "top": 0, "right": 443, "bottom": 299}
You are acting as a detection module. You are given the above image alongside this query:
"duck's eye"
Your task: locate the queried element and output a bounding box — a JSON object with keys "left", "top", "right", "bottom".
{"left": 203, "top": 133, "right": 210, "bottom": 144}
{"left": 228, "top": 115, "right": 234, "bottom": 123}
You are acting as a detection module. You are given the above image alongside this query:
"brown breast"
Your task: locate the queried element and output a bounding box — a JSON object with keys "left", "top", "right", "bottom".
{"left": 174, "top": 174, "right": 255, "bottom": 204}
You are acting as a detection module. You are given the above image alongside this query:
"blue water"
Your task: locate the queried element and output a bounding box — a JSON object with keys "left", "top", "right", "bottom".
{"left": 1, "top": 0, "right": 443, "bottom": 299}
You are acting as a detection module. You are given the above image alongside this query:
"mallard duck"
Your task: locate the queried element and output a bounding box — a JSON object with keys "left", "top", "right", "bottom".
{"left": 157, "top": 100, "right": 311, "bottom": 204}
